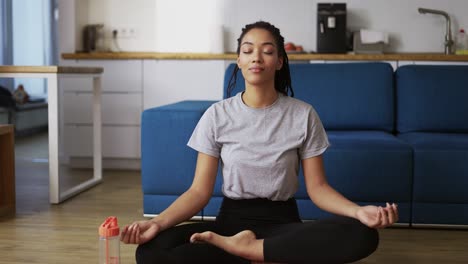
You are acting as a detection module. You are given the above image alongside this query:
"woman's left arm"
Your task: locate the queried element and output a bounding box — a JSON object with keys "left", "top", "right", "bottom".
{"left": 302, "top": 155, "right": 398, "bottom": 228}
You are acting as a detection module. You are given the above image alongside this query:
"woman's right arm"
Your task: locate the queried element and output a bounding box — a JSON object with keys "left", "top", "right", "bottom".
{"left": 121, "top": 152, "right": 219, "bottom": 244}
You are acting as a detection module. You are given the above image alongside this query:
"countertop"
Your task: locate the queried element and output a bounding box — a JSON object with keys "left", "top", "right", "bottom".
{"left": 62, "top": 52, "right": 468, "bottom": 62}
{"left": 0, "top": 65, "right": 103, "bottom": 74}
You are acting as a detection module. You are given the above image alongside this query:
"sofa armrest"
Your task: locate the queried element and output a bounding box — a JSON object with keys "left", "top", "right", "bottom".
{"left": 141, "top": 100, "right": 217, "bottom": 214}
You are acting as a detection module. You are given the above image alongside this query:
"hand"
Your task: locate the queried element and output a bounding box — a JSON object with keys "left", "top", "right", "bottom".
{"left": 120, "top": 220, "right": 160, "bottom": 244}
{"left": 356, "top": 203, "right": 399, "bottom": 229}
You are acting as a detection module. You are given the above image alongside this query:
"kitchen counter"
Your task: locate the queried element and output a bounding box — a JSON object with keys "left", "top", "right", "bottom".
{"left": 62, "top": 52, "right": 468, "bottom": 62}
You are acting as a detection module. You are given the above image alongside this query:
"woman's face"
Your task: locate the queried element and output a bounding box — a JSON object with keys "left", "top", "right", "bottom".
{"left": 237, "top": 28, "right": 283, "bottom": 88}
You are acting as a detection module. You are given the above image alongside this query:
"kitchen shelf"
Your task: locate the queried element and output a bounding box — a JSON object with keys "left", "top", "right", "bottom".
{"left": 62, "top": 52, "right": 468, "bottom": 62}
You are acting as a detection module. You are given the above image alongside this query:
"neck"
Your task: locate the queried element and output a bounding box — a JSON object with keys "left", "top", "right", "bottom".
{"left": 242, "top": 84, "right": 278, "bottom": 108}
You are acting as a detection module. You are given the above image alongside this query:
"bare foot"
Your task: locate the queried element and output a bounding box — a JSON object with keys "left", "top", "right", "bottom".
{"left": 190, "top": 230, "right": 264, "bottom": 261}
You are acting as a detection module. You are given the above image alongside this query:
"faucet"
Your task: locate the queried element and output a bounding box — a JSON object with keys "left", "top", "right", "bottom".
{"left": 418, "top": 7, "right": 454, "bottom": 54}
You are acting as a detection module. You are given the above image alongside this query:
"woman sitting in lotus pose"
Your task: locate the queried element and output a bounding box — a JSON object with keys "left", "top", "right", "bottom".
{"left": 121, "top": 21, "right": 398, "bottom": 264}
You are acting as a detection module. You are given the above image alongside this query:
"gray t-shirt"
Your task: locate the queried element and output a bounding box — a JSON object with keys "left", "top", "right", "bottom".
{"left": 187, "top": 92, "right": 330, "bottom": 201}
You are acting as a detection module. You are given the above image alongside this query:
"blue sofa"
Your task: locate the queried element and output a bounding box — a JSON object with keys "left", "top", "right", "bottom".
{"left": 141, "top": 62, "right": 468, "bottom": 226}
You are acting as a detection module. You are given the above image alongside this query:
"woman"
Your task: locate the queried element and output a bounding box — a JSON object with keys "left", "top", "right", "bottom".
{"left": 121, "top": 21, "right": 398, "bottom": 264}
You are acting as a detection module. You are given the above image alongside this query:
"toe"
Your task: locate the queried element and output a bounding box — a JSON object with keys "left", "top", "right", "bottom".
{"left": 190, "top": 231, "right": 214, "bottom": 243}
{"left": 190, "top": 233, "right": 200, "bottom": 243}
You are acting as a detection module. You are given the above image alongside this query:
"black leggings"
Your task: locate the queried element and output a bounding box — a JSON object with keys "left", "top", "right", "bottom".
{"left": 136, "top": 197, "right": 379, "bottom": 264}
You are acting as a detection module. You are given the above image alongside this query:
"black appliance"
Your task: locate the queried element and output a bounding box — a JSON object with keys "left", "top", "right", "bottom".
{"left": 82, "top": 24, "right": 104, "bottom": 52}
{"left": 317, "top": 3, "right": 347, "bottom": 53}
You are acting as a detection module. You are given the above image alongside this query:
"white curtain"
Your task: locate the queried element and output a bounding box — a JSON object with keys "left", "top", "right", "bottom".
{"left": 7, "top": 0, "right": 57, "bottom": 97}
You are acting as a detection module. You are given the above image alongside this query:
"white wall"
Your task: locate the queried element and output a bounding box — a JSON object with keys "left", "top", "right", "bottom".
{"left": 154, "top": 0, "right": 224, "bottom": 53}
{"left": 59, "top": 0, "right": 468, "bottom": 53}
{"left": 222, "top": 0, "right": 468, "bottom": 53}
{"left": 87, "top": 0, "right": 157, "bottom": 52}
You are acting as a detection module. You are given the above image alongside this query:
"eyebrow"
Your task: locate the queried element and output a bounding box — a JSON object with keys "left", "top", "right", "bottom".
{"left": 241, "top": 41, "right": 276, "bottom": 47}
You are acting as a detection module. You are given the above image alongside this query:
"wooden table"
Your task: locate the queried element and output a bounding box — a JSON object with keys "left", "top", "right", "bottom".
{"left": 0, "top": 66, "right": 103, "bottom": 204}
{"left": 0, "top": 125, "right": 15, "bottom": 216}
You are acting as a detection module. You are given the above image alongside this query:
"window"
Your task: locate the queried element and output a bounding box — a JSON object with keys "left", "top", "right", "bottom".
{"left": 0, "top": 0, "right": 13, "bottom": 89}
{"left": 1, "top": 0, "right": 57, "bottom": 97}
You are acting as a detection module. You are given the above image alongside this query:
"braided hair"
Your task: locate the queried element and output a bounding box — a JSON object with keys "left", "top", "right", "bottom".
{"left": 227, "top": 21, "right": 294, "bottom": 98}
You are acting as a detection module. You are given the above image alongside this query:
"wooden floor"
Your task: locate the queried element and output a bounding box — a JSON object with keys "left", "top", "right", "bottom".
{"left": 1, "top": 133, "right": 467, "bottom": 263}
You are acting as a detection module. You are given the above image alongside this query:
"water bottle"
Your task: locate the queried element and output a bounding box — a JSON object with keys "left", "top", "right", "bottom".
{"left": 456, "top": 29, "right": 468, "bottom": 55}
{"left": 99, "top": 216, "right": 120, "bottom": 264}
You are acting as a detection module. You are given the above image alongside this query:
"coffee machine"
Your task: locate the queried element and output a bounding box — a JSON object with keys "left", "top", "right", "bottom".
{"left": 82, "top": 24, "right": 104, "bottom": 52}
{"left": 317, "top": 3, "right": 347, "bottom": 53}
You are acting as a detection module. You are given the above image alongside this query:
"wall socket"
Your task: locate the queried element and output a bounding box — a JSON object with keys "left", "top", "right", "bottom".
{"left": 113, "top": 27, "right": 137, "bottom": 39}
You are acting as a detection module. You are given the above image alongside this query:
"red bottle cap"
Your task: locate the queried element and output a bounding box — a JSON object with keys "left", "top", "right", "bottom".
{"left": 99, "top": 216, "right": 120, "bottom": 237}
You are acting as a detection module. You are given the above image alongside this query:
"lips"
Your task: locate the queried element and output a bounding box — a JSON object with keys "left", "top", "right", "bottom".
{"left": 248, "top": 66, "right": 264, "bottom": 73}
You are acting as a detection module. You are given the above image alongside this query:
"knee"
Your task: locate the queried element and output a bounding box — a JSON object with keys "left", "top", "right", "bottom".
{"left": 135, "top": 243, "right": 150, "bottom": 264}
{"left": 350, "top": 222, "right": 380, "bottom": 260}
{"left": 361, "top": 225, "right": 379, "bottom": 251}
{"left": 136, "top": 243, "right": 170, "bottom": 264}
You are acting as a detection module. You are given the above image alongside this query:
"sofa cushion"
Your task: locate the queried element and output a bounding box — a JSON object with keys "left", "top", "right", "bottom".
{"left": 396, "top": 65, "right": 468, "bottom": 133}
{"left": 295, "top": 131, "right": 413, "bottom": 222}
{"left": 398, "top": 132, "right": 468, "bottom": 203}
{"left": 296, "top": 131, "right": 413, "bottom": 202}
{"left": 398, "top": 132, "right": 468, "bottom": 224}
{"left": 224, "top": 62, "right": 395, "bottom": 132}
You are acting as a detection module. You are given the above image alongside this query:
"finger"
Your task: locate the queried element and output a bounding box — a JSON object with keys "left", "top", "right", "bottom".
{"left": 373, "top": 207, "right": 383, "bottom": 228}
{"left": 380, "top": 206, "right": 389, "bottom": 227}
{"left": 384, "top": 204, "right": 392, "bottom": 226}
{"left": 386, "top": 203, "right": 395, "bottom": 224}
{"left": 120, "top": 225, "right": 128, "bottom": 241}
{"left": 120, "top": 225, "right": 129, "bottom": 243}
{"left": 386, "top": 205, "right": 394, "bottom": 225}
{"left": 124, "top": 225, "right": 134, "bottom": 244}
{"left": 135, "top": 226, "right": 140, "bottom": 244}
{"left": 130, "top": 224, "right": 138, "bottom": 244}
{"left": 392, "top": 203, "right": 399, "bottom": 222}
{"left": 370, "top": 208, "right": 382, "bottom": 228}
{"left": 124, "top": 224, "right": 133, "bottom": 244}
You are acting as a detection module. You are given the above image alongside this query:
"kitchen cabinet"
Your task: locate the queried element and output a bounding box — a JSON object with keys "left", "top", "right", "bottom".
{"left": 63, "top": 93, "right": 141, "bottom": 125}
{"left": 60, "top": 60, "right": 142, "bottom": 169}
{"left": 64, "top": 125, "right": 140, "bottom": 158}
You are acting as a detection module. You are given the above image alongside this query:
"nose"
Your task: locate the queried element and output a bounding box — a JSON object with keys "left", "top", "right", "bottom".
{"left": 251, "top": 50, "right": 263, "bottom": 63}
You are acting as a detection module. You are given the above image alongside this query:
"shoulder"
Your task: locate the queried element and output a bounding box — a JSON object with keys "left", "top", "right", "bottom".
{"left": 203, "top": 94, "right": 239, "bottom": 120}
{"left": 281, "top": 95, "right": 316, "bottom": 115}
{"left": 208, "top": 93, "right": 239, "bottom": 113}
{"left": 280, "top": 96, "right": 324, "bottom": 125}
{"left": 213, "top": 94, "right": 238, "bottom": 108}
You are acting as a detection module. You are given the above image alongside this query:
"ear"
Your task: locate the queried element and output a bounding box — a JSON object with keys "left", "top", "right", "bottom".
{"left": 276, "top": 56, "right": 284, "bottom": 70}
{"left": 237, "top": 57, "right": 241, "bottom": 69}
